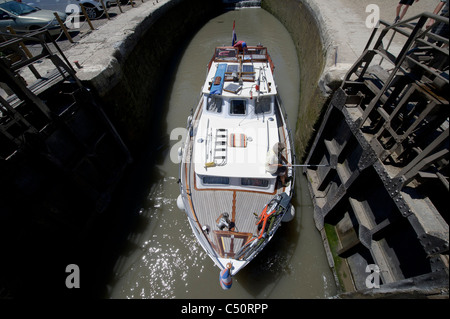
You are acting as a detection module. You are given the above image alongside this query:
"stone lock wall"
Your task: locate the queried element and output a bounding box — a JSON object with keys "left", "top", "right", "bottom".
{"left": 262, "top": 0, "right": 329, "bottom": 160}
{"left": 80, "top": 0, "right": 223, "bottom": 152}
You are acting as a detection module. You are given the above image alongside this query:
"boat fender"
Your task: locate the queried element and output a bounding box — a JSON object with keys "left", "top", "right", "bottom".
{"left": 177, "top": 147, "right": 183, "bottom": 162}
{"left": 177, "top": 194, "right": 185, "bottom": 212}
{"left": 282, "top": 204, "right": 295, "bottom": 223}
{"left": 219, "top": 263, "right": 233, "bottom": 290}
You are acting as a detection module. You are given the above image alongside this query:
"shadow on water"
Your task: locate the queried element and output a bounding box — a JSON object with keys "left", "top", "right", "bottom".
{"left": 94, "top": 61, "right": 184, "bottom": 298}
{"left": 237, "top": 179, "right": 301, "bottom": 298}
{"left": 95, "top": 9, "right": 230, "bottom": 298}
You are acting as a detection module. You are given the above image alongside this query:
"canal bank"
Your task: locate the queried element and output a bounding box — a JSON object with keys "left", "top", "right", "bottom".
{"left": 65, "top": 0, "right": 225, "bottom": 152}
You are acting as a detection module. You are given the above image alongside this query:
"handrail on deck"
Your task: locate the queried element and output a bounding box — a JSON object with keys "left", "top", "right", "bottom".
{"left": 212, "top": 46, "right": 270, "bottom": 62}
{"left": 208, "top": 46, "right": 275, "bottom": 76}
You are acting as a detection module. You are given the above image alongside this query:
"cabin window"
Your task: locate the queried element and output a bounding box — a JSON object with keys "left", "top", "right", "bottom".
{"left": 255, "top": 96, "right": 272, "bottom": 114}
{"left": 242, "top": 65, "right": 254, "bottom": 73}
{"left": 206, "top": 96, "right": 223, "bottom": 113}
{"left": 227, "top": 65, "right": 238, "bottom": 73}
{"left": 202, "top": 176, "right": 230, "bottom": 185}
{"left": 230, "top": 100, "right": 246, "bottom": 115}
{"left": 241, "top": 178, "right": 269, "bottom": 188}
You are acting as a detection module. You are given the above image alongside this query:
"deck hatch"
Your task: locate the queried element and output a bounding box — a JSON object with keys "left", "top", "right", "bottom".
{"left": 229, "top": 133, "right": 247, "bottom": 148}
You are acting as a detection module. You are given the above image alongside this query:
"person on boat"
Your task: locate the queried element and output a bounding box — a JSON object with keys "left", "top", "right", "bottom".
{"left": 265, "top": 142, "right": 291, "bottom": 187}
{"left": 233, "top": 40, "right": 248, "bottom": 53}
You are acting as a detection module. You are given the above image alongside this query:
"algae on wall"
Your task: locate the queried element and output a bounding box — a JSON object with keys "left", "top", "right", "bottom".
{"left": 262, "top": 0, "right": 327, "bottom": 160}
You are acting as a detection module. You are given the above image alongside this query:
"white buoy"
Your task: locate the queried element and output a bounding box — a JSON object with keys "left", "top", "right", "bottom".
{"left": 177, "top": 194, "right": 185, "bottom": 212}
{"left": 282, "top": 205, "right": 295, "bottom": 222}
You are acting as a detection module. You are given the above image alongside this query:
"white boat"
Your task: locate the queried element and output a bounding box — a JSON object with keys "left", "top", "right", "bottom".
{"left": 177, "top": 44, "right": 296, "bottom": 281}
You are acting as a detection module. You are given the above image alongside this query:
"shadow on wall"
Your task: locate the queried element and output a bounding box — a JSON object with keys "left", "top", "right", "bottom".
{"left": 262, "top": 0, "right": 330, "bottom": 161}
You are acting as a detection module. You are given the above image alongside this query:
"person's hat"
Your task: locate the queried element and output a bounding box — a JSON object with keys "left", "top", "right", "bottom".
{"left": 242, "top": 42, "right": 247, "bottom": 47}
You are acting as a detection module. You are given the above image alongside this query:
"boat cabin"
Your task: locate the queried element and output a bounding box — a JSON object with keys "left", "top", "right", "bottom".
{"left": 192, "top": 46, "right": 281, "bottom": 193}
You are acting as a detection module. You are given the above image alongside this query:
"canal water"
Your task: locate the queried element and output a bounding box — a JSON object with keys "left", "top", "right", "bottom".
{"left": 106, "top": 7, "right": 337, "bottom": 299}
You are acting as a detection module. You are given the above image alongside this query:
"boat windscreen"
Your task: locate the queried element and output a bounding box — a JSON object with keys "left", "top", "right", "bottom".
{"left": 215, "top": 48, "right": 238, "bottom": 61}
{"left": 207, "top": 96, "right": 223, "bottom": 113}
{"left": 230, "top": 100, "right": 246, "bottom": 115}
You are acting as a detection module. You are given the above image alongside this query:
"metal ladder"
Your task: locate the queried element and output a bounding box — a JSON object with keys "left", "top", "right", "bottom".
{"left": 214, "top": 128, "right": 228, "bottom": 166}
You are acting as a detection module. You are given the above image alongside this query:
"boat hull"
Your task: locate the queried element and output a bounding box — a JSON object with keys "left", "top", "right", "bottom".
{"left": 178, "top": 45, "right": 296, "bottom": 278}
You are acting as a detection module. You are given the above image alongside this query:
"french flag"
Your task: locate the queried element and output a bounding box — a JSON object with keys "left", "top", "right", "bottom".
{"left": 232, "top": 21, "right": 237, "bottom": 46}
